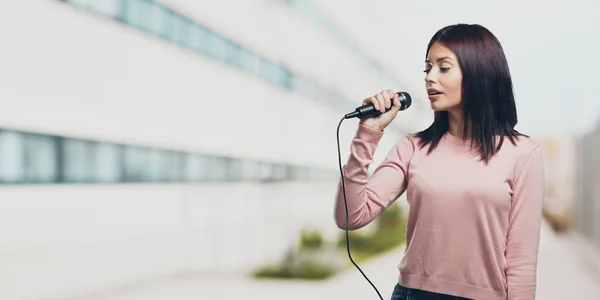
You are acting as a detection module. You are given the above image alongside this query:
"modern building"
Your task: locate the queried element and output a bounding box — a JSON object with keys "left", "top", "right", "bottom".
{"left": 576, "top": 120, "right": 600, "bottom": 245}
{"left": 0, "top": 0, "right": 429, "bottom": 298}
{"left": 535, "top": 135, "right": 579, "bottom": 232}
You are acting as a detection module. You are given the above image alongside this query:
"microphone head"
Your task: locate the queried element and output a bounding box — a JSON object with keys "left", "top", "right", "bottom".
{"left": 396, "top": 92, "right": 412, "bottom": 110}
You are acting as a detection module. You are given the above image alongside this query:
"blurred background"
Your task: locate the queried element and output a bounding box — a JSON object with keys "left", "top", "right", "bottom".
{"left": 1, "top": 0, "right": 600, "bottom": 299}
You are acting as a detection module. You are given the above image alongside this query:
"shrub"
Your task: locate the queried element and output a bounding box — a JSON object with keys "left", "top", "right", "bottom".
{"left": 299, "top": 228, "right": 324, "bottom": 250}
{"left": 336, "top": 202, "right": 406, "bottom": 260}
{"left": 253, "top": 228, "right": 341, "bottom": 280}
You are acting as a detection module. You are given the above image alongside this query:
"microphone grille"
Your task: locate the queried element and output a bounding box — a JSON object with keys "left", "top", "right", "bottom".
{"left": 396, "top": 92, "right": 412, "bottom": 110}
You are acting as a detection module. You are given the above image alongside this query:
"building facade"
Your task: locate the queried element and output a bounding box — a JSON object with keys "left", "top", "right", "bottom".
{"left": 0, "top": 0, "right": 428, "bottom": 298}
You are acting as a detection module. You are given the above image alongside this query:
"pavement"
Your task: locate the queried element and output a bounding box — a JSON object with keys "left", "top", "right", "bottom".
{"left": 75, "top": 221, "right": 600, "bottom": 300}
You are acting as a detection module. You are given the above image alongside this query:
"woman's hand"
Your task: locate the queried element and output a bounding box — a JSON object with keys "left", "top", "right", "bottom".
{"left": 358, "top": 89, "right": 401, "bottom": 131}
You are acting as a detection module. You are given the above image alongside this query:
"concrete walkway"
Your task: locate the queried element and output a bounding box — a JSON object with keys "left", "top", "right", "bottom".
{"left": 82, "top": 221, "right": 600, "bottom": 300}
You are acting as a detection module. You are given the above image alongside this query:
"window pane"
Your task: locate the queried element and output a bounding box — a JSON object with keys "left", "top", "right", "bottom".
{"left": 227, "top": 159, "right": 244, "bottom": 181}
{"left": 149, "top": 149, "right": 166, "bottom": 182}
{"left": 0, "top": 131, "right": 26, "bottom": 183}
{"left": 63, "top": 139, "right": 93, "bottom": 183}
{"left": 26, "top": 135, "right": 57, "bottom": 183}
{"left": 184, "top": 154, "right": 210, "bottom": 182}
{"left": 125, "top": 0, "right": 151, "bottom": 29}
{"left": 208, "top": 33, "right": 227, "bottom": 61}
{"left": 258, "top": 58, "right": 279, "bottom": 84}
{"left": 123, "top": 0, "right": 139, "bottom": 26}
{"left": 172, "top": 15, "right": 190, "bottom": 47}
{"left": 67, "top": 0, "right": 89, "bottom": 8}
{"left": 226, "top": 41, "right": 242, "bottom": 68}
{"left": 124, "top": 146, "right": 151, "bottom": 182}
{"left": 150, "top": 3, "right": 171, "bottom": 37}
{"left": 166, "top": 151, "right": 183, "bottom": 182}
{"left": 190, "top": 25, "right": 209, "bottom": 53}
{"left": 148, "top": 149, "right": 181, "bottom": 182}
{"left": 92, "top": 143, "right": 121, "bottom": 182}
{"left": 89, "top": 0, "right": 122, "bottom": 18}
{"left": 271, "top": 164, "right": 288, "bottom": 181}
{"left": 258, "top": 162, "right": 273, "bottom": 181}
{"left": 280, "top": 67, "right": 293, "bottom": 89}
{"left": 240, "top": 48, "right": 258, "bottom": 73}
{"left": 239, "top": 160, "right": 261, "bottom": 181}
{"left": 207, "top": 156, "right": 228, "bottom": 181}
{"left": 137, "top": 0, "right": 153, "bottom": 32}
{"left": 291, "top": 166, "right": 310, "bottom": 181}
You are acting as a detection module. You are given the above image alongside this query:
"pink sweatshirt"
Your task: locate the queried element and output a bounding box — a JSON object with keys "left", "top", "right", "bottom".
{"left": 335, "top": 125, "right": 544, "bottom": 300}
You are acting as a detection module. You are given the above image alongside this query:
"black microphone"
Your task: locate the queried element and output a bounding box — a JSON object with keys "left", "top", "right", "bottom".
{"left": 344, "top": 91, "right": 411, "bottom": 119}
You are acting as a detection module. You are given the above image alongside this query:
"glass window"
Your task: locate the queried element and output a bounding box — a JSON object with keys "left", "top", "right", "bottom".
{"left": 137, "top": 0, "right": 154, "bottom": 33}
{"left": 62, "top": 139, "right": 93, "bottom": 183}
{"left": 124, "top": 0, "right": 152, "bottom": 30}
{"left": 92, "top": 142, "right": 121, "bottom": 183}
{"left": 172, "top": 15, "right": 191, "bottom": 47}
{"left": 184, "top": 154, "right": 210, "bottom": 182}
{"left": 190, "top": 25, "right": 209, "bottom": 54}
{"left": 25, "top": 135, "right": 58, "bottom": 183}
{"left": 67, "top": 0, "right": 88, "bottom": 8}
{"left": 279, "top": 66, "right": 293, "bottom": 89}
{"left": 123, "top": 0, "right": 141, "bottom": 27}
{"left": 207, "top": 32, "right": 227, "bottom": 61}
{"left": 239, "top": 160, "right": 262, "bottom": 181}
{"left": 0, "top": 131, "right": 26, "bottom": 183}
{"left": 271, "top": 164, "right": 288, "bottom": 181}
{"left": 165, "top": 151, "right": 184, "bottom": 182}
{"left": 150, "top": 3, "right": 172, "bottom": 38}
{"left": 291, "top": 76, "right": 317, "bottom": 100}
{"left": 0, "top": 128, "right": 328, "bottom": 184}
{"left": 66, "top": 0, "right": 354, "bottom": 117}
{"left": 258, "top": 58, "right": 280, "bottom": 85}
{"left": 257, "top": 162, "right": 273, "bottom": 181}
{"left": 226, "top": 159, "right": 243, "bottom": 181}
{"left": 89, "top": 0, "right": 122, "bottom": 18}
{"left": 149, "top": 149, "right": 167, "bottom": 182}
{"left": 289, "top": 166, "right": 309, "bottom": 181}
{"left": 239, "top": 48, "right": 258, "bottom": 73}
{"left": 207, "top": 156, "right": 229, "bottom": 182}
{"left": 225, "top": 41, "right": 242, "bottom": 69}
{"left": 148, "top": 149, "right": 183, "bottom": 182}
{"left": 123, "top": 145, "right": 151, "bottom": 182}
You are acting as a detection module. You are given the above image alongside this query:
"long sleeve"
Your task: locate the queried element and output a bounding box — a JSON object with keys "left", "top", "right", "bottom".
{"left": 334, "top": 124, "right": 415, "bottom": 230}
{"left": 506, "top": 145, "right": 545, "bottom": 299}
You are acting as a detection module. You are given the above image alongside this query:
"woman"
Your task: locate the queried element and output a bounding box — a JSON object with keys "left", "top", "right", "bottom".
{"left": 335, "top": 23, "right": 544, "bottom": 300}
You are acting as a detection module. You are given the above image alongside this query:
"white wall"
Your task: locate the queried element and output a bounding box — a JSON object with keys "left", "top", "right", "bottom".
{"left": 0, "top": 181, "right": 351, "bottom": 299}
{"left": 0, "top": 1, "right": 418, "bottom": 298}
{"left": 535, "top": 136, "right": 579, "bottom": 215}
{"left": 0, "top": 0, "right": 416, "bottom": 169}
{"left": 158, "top": 0, "right": 432, "bottom": 130}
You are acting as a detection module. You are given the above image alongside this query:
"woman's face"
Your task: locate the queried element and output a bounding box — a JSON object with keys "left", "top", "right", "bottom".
{"left": 424, "top": 42, "right": 463, "bottom": 112}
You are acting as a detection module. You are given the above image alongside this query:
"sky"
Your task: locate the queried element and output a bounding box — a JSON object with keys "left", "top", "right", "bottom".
{"left": 377, "top": 0, "right": 600, "bottom": 137}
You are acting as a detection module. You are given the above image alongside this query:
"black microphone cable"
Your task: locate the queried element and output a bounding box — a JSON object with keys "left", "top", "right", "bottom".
{"left": 336, "top": 116, "right": 385, "bottom": 300}
{"left": 335, "top": 91, "right": 411, "bottom": 299}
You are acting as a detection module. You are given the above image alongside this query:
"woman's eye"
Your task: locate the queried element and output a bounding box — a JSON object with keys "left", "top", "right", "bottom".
{"left": 440, "top": 67, "right": 450, "bottom": 72}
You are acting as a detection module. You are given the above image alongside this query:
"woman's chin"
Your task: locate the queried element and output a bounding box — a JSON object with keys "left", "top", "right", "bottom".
{"left": 430, "top": 102, "right": 446, "bottom": 111}
{"left": 430, "top": 100, "right": 459, "bottom": 112}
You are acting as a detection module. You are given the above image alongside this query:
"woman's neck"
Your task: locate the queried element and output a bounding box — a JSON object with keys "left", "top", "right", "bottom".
{"left": 448, "top": 110, "right": 470, "bottom": 139}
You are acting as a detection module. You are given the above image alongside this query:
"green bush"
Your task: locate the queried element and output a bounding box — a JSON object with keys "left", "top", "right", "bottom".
{"left": 299, "top": 229, "right": 323, "bottom": 250}
{"left": 252, "top": 203, "right": 406, "bottom": 280}
{"left": 253, "top": 261, "right": 336, "bottom": 280}
{"left": 337, "top": 203, "right": 406, "bottom": 260}
{"left": 253, "top": 228, "right": 341, "bottom": 280}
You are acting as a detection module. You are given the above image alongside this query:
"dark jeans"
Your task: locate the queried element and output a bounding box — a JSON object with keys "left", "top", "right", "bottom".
{"left": 391, "top": 283, "right": 471, "bottom": 300}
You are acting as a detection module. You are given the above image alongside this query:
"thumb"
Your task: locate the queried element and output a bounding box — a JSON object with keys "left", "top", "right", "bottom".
{"left": 390, "top": 93, "right": 401, "bottom": 113}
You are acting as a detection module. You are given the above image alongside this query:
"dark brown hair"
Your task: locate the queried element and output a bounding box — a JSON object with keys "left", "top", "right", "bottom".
{"left": 416, "top": 23, "right": 526, "bottom": 163}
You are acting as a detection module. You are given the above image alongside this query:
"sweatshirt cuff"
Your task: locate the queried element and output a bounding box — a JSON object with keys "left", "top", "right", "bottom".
{"left": 355, "top": 124, "right": 384, "bottom": 144}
